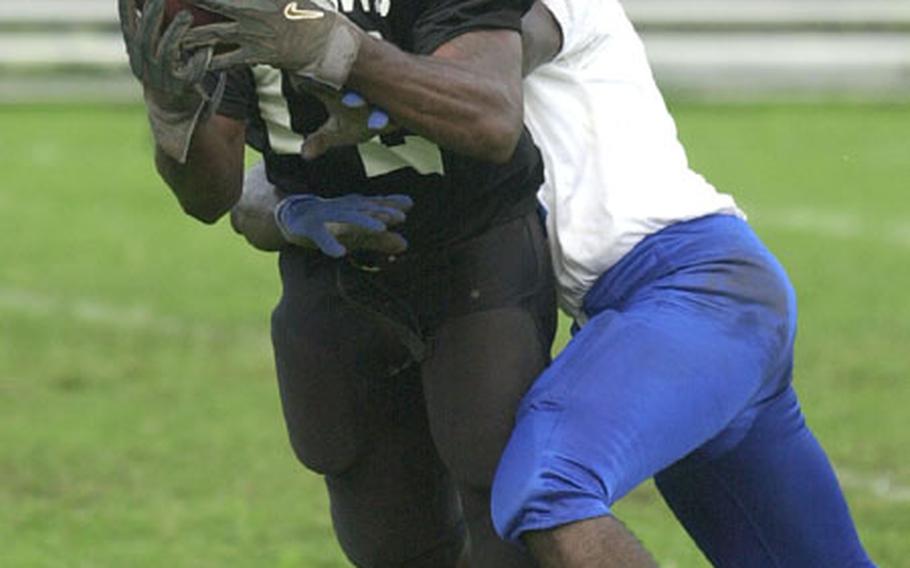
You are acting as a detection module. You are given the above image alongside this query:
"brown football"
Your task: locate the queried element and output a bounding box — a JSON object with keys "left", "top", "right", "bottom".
{"left": 137, "top": 0, "right": 227, "bottom": 26}
{"left": 164, "top": 0, "right": 228, "bottom": 26}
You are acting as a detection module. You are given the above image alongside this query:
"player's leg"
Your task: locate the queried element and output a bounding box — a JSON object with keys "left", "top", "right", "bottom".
{"left": 643, "top": 221, "right": 874, "bottom": 566}
{"left": 491, "top": 216, "right": 803, "bottom": 562}
{"left": 271, "top": 249, "right": 465, "bottom": 567}
{"left": 525, "top": 515, "right": 657, "bottom": 567}
{"left": 423, "top": 307, "right": 549, "bottom": 567}
{"left": 323, "top": 367, "right": 467, "bottom": 567}
{"left": 491, "top": 303, "right": 768, "bottom": 560}
{"left": 655, "top": 384, "right": 874, "bottom": 567}
{"left": 420, "top": 213, "right": 557, "bottom": 567}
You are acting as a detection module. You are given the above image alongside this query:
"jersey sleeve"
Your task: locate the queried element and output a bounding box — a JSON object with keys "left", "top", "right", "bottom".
{"left": 412, "top": 0, "right": 533, "bottom": 55}
{"left": 539, "top": 0, "right": 600, "bottom": 57}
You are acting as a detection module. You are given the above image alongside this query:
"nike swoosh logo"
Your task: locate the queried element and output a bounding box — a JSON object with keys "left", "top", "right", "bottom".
{"left": 284, "top": 2, "right": 326, "bottom": 20}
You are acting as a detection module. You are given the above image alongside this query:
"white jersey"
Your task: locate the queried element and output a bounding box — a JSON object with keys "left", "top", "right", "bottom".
{"left": 524, "top": 0, "right": 744, "bottom": 317}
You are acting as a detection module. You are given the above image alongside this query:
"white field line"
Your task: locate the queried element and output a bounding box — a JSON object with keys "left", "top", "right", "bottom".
{"left": 751, "top": 206, "right": 910, "bottom": 250}
{"left": 837, "top": 468, "right": 910, "bottom": 503}
{"left": 0, "top": 286, "right": 267, "bottom": 345}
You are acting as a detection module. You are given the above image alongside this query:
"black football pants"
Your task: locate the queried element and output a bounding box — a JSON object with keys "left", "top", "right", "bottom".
{"left": 271, "top": 212, "right": 556, "bottom": 567}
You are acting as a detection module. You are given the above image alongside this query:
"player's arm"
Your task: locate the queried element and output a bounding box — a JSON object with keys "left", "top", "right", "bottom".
{"left": 182, "top": 0, "right": 529, "bottom": 163}
{"left": 154, "top": 113, "right": 245, "bottom": 224}
{"left": 343, "top": 30, "right": 523, "bottom": 164}
{"left": 343, "top": 0, "right": 564, "bottom": 154}
{"left": 258, "top": 0, "right": 565, "bottom": 163}
{"left": 119, "top": 0, "right": 244, "bottom": 223}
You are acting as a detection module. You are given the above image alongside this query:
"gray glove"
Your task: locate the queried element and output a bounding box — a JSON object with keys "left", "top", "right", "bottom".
{"left": 292, "top": 79, "right": 393, "bottom": 160}
{"left": 182, "top": 0, "right": 364, "bottom": 89}
{"left": 119, "top": 0, "right": 224, "bottom": 162}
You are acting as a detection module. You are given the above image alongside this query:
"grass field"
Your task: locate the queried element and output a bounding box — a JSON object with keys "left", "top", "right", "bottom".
{"left": 1, "top": 103, "right": 908, "bottom": 567}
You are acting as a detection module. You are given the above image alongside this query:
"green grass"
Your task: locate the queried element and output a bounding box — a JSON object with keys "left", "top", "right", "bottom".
{"left": 1, "top": 103, "right": 908, "bottom": 566}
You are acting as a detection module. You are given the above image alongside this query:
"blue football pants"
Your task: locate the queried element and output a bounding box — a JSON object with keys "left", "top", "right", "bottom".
{"left": 492, "top": 215, "right": 873, "bottom": 566}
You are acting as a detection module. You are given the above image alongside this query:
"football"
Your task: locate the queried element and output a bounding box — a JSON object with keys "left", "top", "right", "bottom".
{"left": 164, "top": 0, "right": 227, "bottom": 26}
{"left": 136, "top": 0, "right": 227, "bottom": 26}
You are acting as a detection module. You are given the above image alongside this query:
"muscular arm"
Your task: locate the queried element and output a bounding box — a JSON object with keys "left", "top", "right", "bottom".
{"left": 346, "top": 30, "right": 523, "bottom": 164}
{"left": 154, "top": 113, "right": 245, "bottom": 224}
{"left": 343, "top": 1, "right": 560, "bottom": 164}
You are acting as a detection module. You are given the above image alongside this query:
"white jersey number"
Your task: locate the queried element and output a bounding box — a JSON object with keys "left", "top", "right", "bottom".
{"left": 253, "top": 66, "right": 444, "bottom": 178}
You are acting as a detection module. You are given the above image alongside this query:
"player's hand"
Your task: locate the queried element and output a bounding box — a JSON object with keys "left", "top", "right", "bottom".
{"left": 118, "top": 0, "right": 223, "bottom": 162}
{"left": 232, "top": 163, "right": 412, "bottom": 256}
{"left": 182, "top": 0, "right": 364, "bottom": 89}
{"left": 120, "top": 0, "right": 209, "bottom": 98}
{"left": 292, "top": 80, "right": 393, "bottom": 160}
{"left": 275, "top": 194, "right": 413, "bottom": 258}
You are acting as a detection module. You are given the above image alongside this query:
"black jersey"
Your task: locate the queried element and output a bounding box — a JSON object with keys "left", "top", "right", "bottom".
{"left": 215, "top": 0, "right": 543, "bottom": 252}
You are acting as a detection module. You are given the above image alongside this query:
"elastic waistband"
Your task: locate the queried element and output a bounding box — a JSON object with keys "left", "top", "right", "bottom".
{"left": 583, "top": 214, "right": 768, "bottom": 314}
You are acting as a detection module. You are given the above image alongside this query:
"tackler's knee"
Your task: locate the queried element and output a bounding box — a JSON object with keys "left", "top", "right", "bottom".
{"left": 492, "top": 437, "right": 612, "bottom": 544}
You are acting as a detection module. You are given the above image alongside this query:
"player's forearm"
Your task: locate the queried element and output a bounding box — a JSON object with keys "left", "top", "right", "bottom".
{"left": 346, "top": 31, "right": 524, "bottom": 164}
{"left": 155, "top": 115, "right": 245, "bottom": 224}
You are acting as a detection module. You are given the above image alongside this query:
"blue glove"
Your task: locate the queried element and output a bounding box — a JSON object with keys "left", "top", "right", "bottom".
{"left": 341, "top": 91, "right": 390, "bottom": 130}
{"left": 275, "top": 193, "right": 413, "bottom": 257}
